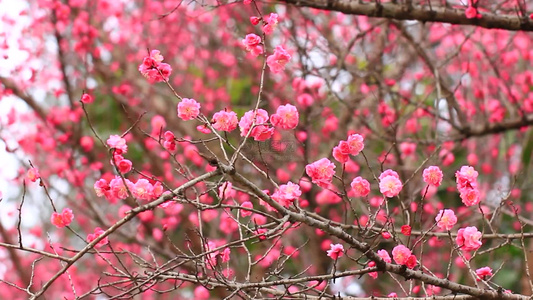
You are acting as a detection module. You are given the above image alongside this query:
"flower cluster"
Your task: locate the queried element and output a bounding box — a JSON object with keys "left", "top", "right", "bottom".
{"left": 51, "top": 208, "right": 74, "bottom": 228}
{"left": 263, "top": 13, "right": 278, "bottom": 35}
{"left": 368, "top": 249, "right": 392, "bottom": 279}
{"left": 242, "top": 34, "right": 263, "bottom": 57}
{"left": 238, "top": 109, "right": 274, "bottom": 141}
{"left": 163, "top": 131, "right": 177, "bottom": 152}
{"left": 456, "top": 166, "right": 480, "bottom": 206}
{"left": 107, "top": 135, "right": 133, "bottom": 173}
{"left": 332, "top": 133, "right": 364, "bottom": 163}
{"left": 392, "top": 245, "right": 417, "bottom": 269}
{"left": 107, "top": 135, "right": 128, "bottom": 154}
{"left": 138, "top": 49, "right": 172, "bottom": 83}
{"left": 94, "top": 176, "right": 163, "bottom": 203}
{"left": 205, "top": 241, "right": 231, "bottom": 269}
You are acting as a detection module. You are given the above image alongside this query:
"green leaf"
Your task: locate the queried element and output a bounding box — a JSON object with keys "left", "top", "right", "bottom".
{"left": 521, "top": 129, "right": 533, "bottom": 173}
{"left": 228, "top": 77, "right": 252, "bottom": 105}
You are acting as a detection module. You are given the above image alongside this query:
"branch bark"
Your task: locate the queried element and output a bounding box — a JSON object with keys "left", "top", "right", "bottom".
{"left": 279, "top": 1, "right": 533, "bottom": 32}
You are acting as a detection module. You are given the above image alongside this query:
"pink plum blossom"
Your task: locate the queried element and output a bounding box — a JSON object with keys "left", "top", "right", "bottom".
{"left": 305, "top": 158, "right": 336, "bottom": 188}
{"left": 249, "top": 16, "right": 260, "bottom": 25}
{"left": 476, "top": 267, "right": 493, "bottom": 281}
{"left": 326, "top": 243, "right": 344, "bottom": 260}
{"left": 87, "top": 227, "right": 109, "bottom": 248}
{"left": 263, "top": 13, "right": 278, "bottom": 34}
{"left": 238, "top": 109, "right": 274, "bottom": 141}
{"left": 271, "top": 181, "right": 302, "bottom": 207}
{"left": 377, "top": 249, "right": 392, "bottom": 263}
{"left": 109, "top": 176, "right": 135, "bottom": 202}
{"left": 177, "top": 98, "right": 201, "bottom": 121}
{"left": 455, "top": 166, "right": 478, "bottom": 191}
{"left": 81, "top": 93, "right": 93, "bottom": 104}
{"left": 242, "top": 34, "right": 263, "bottom": 57}
{"left": 347, "top": 134, "right": 364, "bottom": 156}
{"left": 460, "top": 188, "right": 481, "bottom": 206}
{"left": 435, "top": 209, "right": 457, "bottom": 231}
{"left": 379, "top": 173, "right": 402, "bottom": 198}
{"left": 350, "top": 176, "right": 370, "bottom": 197}
{"left": 27, "top": 167, "right": 40, "bottom": 182}
{"left": 240, "top": 201, "right": 253, "bottom": 217}
{"left": 465, "top": 6, "right": 481, "bottom": 19}
{"left": 392, "top": 245, "right": 416, "bottom": 268}
{"left": 138, "top": 50, "right": 172, "bottom": 83}
{"left": 163, "top": 131, "right": 177, "bottom": 152}
{"left": 401, "top": 225, "right": 411, "bottom": 236}
{"left": 218, "top": 182, "right": 236, "bottom": 199}
{"left": 107, "top": 135, "right": 128, "bottom": 154}
{"left": 267, "top": 46, "right": 291, "bottom": 73}
{"left": 51, "top": 208, "right": 74, "bottom": 228}
{"left": 94, "top": 178, "right": 110, "bottom": 198}
{"left": 212, "top": 110, "right": 238, "bottom": 132}
{"left": 368, "top": 261, "right": 378, "bottom": 279}
{"left": 332, "top": 145, "right": 349, "bottom": 163}
{"left": 270, "top": 104, "right": 299, "bottom": 130}
{"left": 392, "top": 245, "right": 411, "bottom": 265}
{"left": 115, "top": 157, "right": 132, "bottom": 174}
{"left": 379, "top": 169, "right": 400, "bottom": 180}
{"left": 133, "top": 179, "right": 153, "bottom": 201}
{"left": 423, "top": 166, "right": 443, "bottom": 187}
{"left": 456, "top": 226, "right": 482, "bottom": 251}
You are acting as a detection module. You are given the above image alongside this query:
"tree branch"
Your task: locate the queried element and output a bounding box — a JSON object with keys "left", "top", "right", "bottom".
{"left": 279, "top": 1, "right": 533, "bottom": 32}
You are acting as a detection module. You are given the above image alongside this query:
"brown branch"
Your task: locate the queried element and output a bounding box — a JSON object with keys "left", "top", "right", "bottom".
{"left": 278, "top": 1, "right": 533, "bottom": 32}
{"left": 30, "top": 169, "right": 221, "bottom": 299}
{"left": 456, "top": 114, "right": 533, "bottom": 140}
{"left": 0, "top": 223, "right": 34, "bottom": 294}
{"left": 226, "top": 165, "right": 529, "bottom": 300}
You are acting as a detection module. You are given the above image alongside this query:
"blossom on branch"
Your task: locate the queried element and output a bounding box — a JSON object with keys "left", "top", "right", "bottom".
{"left": 305, "top": 158, "right": 336, "bottom": 188}
{"left": 456, "top": 226, "right": 482, "bottom": 251}
{"left": 138, "top": 49, "right": 172, "bottom": 83}
{"left": 270, "top": 104, "right": 299, "bottom": 130}
{"left": 87, "top": 227, "right": 109, "bottom": 248}
{"left": 379, "top": 170, "right": 402, "bottom": 198}
{"left": 51, "top": 208, "right": 74, "bottom": 228}
{"left": 177, "top": 98, "right": 201, "bottom": 121}
{"left": 212, "top": 110, "right": 238, "bottom": 132}
{"left": 267, "top": 46, "right": 291, "bottom": 73}
{"left": 326, "top": 243, "right": 344, "bottom": 260}
{"left": 435, "top": 209, "right": 457, "bottom": 231}
{"left": 242, "top": 34, "right": 263, "bottom": 57}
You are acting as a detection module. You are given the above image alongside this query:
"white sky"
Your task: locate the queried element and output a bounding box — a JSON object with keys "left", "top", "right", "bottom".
{"left": 0, "top": 0, "right": 38, "bottom": 229}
